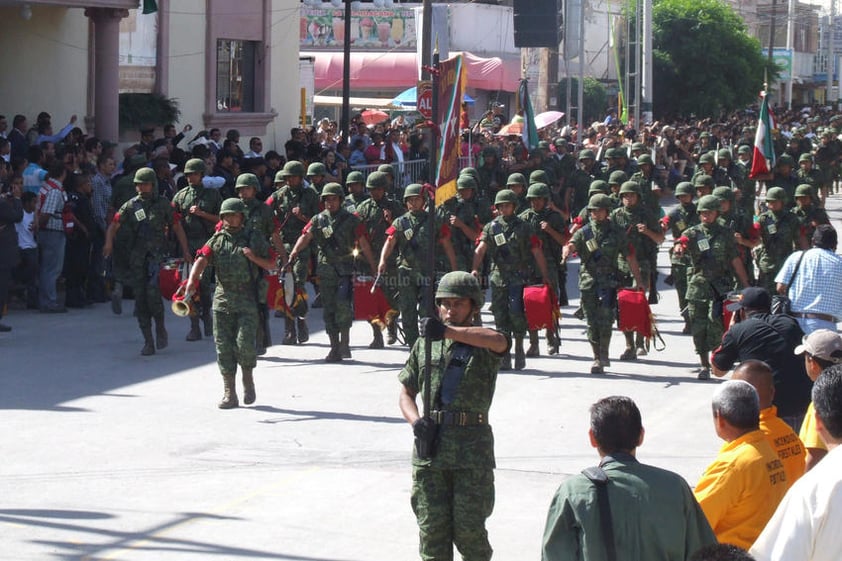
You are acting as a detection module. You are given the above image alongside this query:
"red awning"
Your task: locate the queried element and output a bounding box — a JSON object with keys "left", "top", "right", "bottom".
{"left": 306, "top": 51, "right": 521, "bottom": 93}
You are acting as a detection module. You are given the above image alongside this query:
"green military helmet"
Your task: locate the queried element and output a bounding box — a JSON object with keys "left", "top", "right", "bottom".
{"left": 631, "top": 142, "right": 647, "bottom": 152}
{"left": 798, "top": 153, "right": 813, "bottom": 163}
{"left": 529, "top": 170, "right": 549, "bottom": 185}
{"left": 403, "top": 183, "right": 425, "bottom": 200}
{"left": 699, "top": 152, "right": 716, "bottom": 165}
{"left": 320, "top": 182, "right": 345, "bottom": 200}
{"left": 345, "top": 170, "right": 365, "bottom": 185}
{"left": 675, "top": 181, "right": 695, "bottom": 197}
{"left": 219, "top": 197, "right": 247, "bottom": 216}
{"left": 712, "top": 186, "right": 735, "bottom": 202}
{"left": 587, "top": 193, "right": 614, "bottom": 210}
{"left": 280, "top": 160, "right": 305, "bottom": 177}
{"left": 377, "top": 163, "right": 395, "bottom": 177}
{"left": 460, "top": 167, "right": 479, "bottom": 182}
{"left": 494, "top": 189, "right": 518, "bottom": 206}
{"left": 794, "top": 184, "right": 814, "bottom": 198}
{"left": 506, "top": 172, "right": 527, "bottom": 186}
{"left": 604, "top": 147, "right": 618, "bottom": 159}
{"left": 184, "top": 158, "right": 206, "bottom": 175}
{"left": 618, "top": 181, "right": 641, "bottom": 195}
{"left": 693, "top": 174, "right": 715, "bottom": 187}
{"left": 700, "top": 132, "right": 711, "bottom": 139}
{"left": 608, "top": 170, "right": 628, "bottom": 185}
{"left": 588, "top": 180, "right": 610, "bottom": 196}
{"left": 133, "top": 167, "right": 157, "bottom": 184}
{"left": 307, "top": 162, "right": 327, "bottom": 176}
{"left": 537, "top": 140, "right": 550, "bottom": 151}
{"left": 435, "top": 270, "right": 484, "bottom": 309}
{"left": 717, "top": 148, "right": 733, "bottom": 161}
{"left": 578, "top": 149, "right": 596, "bottom": 161}
{"left": 737, "top": 145, "right": 752, "bottom": 155}
{"left": 526, "top": 183, "right": 550, "bottom": 199}
{"left": 457, "top": 175, "right": 477, "bottom": 191}
{"left": 777, "top": 154, "right": 795, "bottom": 167}
{"left": 366, "top": 171, "right": 389, "bottom": 190}
{"left": 765, "top": 187, "right": 788, "bottom": 202}
{"left": 697, "top": 194, "right": 720, "bottom": 212}
{"left": 235, "top": 173, "right": 260, "bottom": 190}
{"left": 637, "top": 154, "right": 653, "bottom": 166}
{"left": 273, "top": 170, "right": 286, "bottom": 183}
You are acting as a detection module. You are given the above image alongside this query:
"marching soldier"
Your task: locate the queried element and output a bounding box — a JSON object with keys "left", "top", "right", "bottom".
{"left": 287, "top": 183, "right": 377, "bottom": 362}
{"left": 306, "top": 162, "right": 328, "bottom": 195}
{"left": 265, "top": 160, "right": 320, "bottom": 345}
{"left": 563, "top": 194, "right": 643, "bottom": 374}
{"left": 356, "top": 171, "right": 405, "bottom": 348}
{"left": 505, "top": 173, "right": 530, "bottom": 215}
{"left": 103, "top": 168, "right": 191, "bottom": 355}
{"left": 439, "top": 175, "right": 491, "bottom": 273}
{"left": 796, "top": 154, "right": 826, "bottom": 208}
{"left": 171, "top": 158, "right": 222, "bottom": 341}
{"left": 712, "top": 185, "right": 757, "bottom": 287}
{"left": 792, "top": 184, "right": 830, "bottom": 244}
{"left": 674, "top": 195, "right": 749, "bottom": 380}
{"left": 519, "top": 183, "right": 566, "bottom": 355}
{"left": 472, "top": 189, "right": 550, "bottom": 371}
{"left": 755, "top": 187, "right": 806, "bottom": 294}
{"left": 109, "top": 154, "right": 148, "bottom": 314}
{"left": 378, "top": 184, "right": 458, "bottom": 349}
{"left": 343, "top": 170, "right": 369, "bottom": 213}
{"left": 662, "top": 181, "right": 700, "bottom": 334}
{"left": 178, "top": 198, "right": 275, "bottom": 409}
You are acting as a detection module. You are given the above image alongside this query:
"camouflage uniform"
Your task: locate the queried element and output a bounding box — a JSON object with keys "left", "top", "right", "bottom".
{"left": 756, "top": 204, "right": 801, "bottom": 294}
{"left": 664, "top": 192, "right": 700, "bottom": 328}
{"left": 791, "top": 185, "right": 829, "bottom": 244}
{"left": 110, "top": 168, "right": 142, "bottom": 288}
{"left": 398, "top": 335, "right": 502, "bottom": 561}
{"left": 241, "top": 182, "right": 277, "bottom": 352}
{"left": 713, "top": 186, "right": 756, "bottom": 288}
{"left": 439, "top": 177, "right": 493, "bottom": 272}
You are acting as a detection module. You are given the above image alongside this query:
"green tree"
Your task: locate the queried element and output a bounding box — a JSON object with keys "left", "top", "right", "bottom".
{"left": 557, "top": 77, "right": 608, "bottom": 124}
{"left": 647, "top": 0, "right": 777, "bottom": 117}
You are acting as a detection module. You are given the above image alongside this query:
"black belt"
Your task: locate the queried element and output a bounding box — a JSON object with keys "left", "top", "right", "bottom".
{"left": 793, "top": 311, "right": 837, "bottom": 323}
{"left": 430, "top": 410, "right": 486, "bottom": 426}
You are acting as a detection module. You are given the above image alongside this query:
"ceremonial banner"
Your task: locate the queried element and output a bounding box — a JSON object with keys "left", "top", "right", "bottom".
{"left": 518, "top": 78, "right": 539, "bottom": 152}
{"left": 434, "top": 54, "right": 467, "bottom": 205}
{"left": 749, "top": 92, "right": 776, "bottom": 179}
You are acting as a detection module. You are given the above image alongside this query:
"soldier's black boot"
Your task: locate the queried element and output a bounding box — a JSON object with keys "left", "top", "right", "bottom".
{"left": 218, "top": 373, "right": 239, "bottom": 409}
{"left": 514, "top": 337, "right": 526, "bottom": 370}
{"left": 296, "top": 317, "right": 309, "bottom": 343}
{"left": 111, "top": 281, "right": 123, "bottom": 315}
{"left": 619, "top": 332, "right": 637, "bottom": 361}
{"left": 140, "top": 327, "right": 155, "bottom": 356}
{"left": 547, "top": 328, "right": 560, "bottom": 355}
{"left": 325, "top": 333, "right": 342, "bottom": 362}
{"left": 339, "top": 329, "right": 352, "bottom": 359}
{"left": 697, "top": 354, "right": 712, "bottom": 381}
{"left": 635, "top": 333, "right": 648, "bottom": 357}
{"left": 573, "top": 306, "right": 585, "bottom": 320}
{"left": 386, "top": 320, "right": 398, "bottom": 345}
{"left": 283, "top": 317, "right": 297, "bottom": 345}
{"left": 558, "top": 282, "right": 569, "bottom": 307}
{"left": 242, "top": 368, "right": 256, "bottom": 405}
{"left": 500, "top": 352, "right": 512, "bottom": 371}
{"left": 599, "top": 334, "right": 612, "bottom": 367}
{"left": 186, "top": 316, "right": 202, "bottom": 341}
{"left": 154, "top": 314, "right": 168, "bottom": 350}
{"left": 526, "top": 331, "right": 540, "bottom": 357}
{"left": 590, "top": 342, "right": 603, "bottom": 374}
{"left": 369, "top": 324, "right": 384, "bottom": 349}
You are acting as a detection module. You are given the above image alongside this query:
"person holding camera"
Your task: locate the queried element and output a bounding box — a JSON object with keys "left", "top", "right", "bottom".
{"left": 398, "top": 271, "right": 508, "bottom": 561}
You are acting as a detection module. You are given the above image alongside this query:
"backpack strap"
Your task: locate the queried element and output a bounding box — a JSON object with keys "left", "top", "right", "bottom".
{"left": 581, "top": 466, "right": 616, "bottom": 561}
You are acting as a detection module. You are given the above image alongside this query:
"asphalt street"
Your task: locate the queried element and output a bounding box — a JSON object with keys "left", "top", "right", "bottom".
{"left": 3, "top": 193, "right": 841, "bottom": 561}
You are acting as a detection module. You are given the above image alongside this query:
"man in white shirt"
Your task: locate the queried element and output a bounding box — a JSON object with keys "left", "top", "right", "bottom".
{"left": 750, "top": 364, "right": 842, "bottom": 561}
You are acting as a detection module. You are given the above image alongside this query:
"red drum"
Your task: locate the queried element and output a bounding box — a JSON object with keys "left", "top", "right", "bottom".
{"left": 617, "top": 288, "right": 653, "bottom": 338}
{"left": 159, "top": 258, "right": 185, "bottom": 301}
{"left": 266, "top": 272, "right": 284, "bottom": 312}
{"left": 524, "top": 284, "right": 559, "bottom": 331}
{"left": 354, "top": 276, "right": 390, "bottom": 325}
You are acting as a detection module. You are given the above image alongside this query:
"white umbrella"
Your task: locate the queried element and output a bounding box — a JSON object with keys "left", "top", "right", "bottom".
{"left": 534, "top": 111, "right": 565, "bottom": 130}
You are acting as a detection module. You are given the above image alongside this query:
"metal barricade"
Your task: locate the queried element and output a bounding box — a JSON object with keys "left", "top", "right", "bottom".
{"left": 350, "top": 159, "right": 430, "bottom": 185}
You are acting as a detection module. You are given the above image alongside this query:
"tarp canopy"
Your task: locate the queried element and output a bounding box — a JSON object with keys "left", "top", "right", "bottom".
{"left": 306, "top": 51, "right": 520, "bottom": 93}
{"left": 391, "top": 86, "right": 475, "bottom": 107}
{"left": 313, "top": 95, "right": 402, "bottom": 109}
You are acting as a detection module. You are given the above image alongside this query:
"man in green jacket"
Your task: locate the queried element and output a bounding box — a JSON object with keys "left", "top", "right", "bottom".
{"left": 542, "top": 396, "right": 717, "bottom": 561}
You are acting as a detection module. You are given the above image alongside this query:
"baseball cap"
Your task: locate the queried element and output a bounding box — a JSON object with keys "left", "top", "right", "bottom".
{"left": 725, "top": 287, "right": 771, "bottom": 312}
{"left": 794, "top": 329, "right": 842, "bottom": 363}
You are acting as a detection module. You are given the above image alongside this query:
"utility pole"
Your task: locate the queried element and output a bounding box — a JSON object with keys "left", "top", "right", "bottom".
{"left": 641, "top": 0, "right": 653, "bottom": 124}
{"left": 786, "top": 0, "right": 795, "bottom": 108}
{"left": 340, "top": 0, "right": 352, "bottom": 144}
{"left": 829, "top": 0, "right": 835, "bottom": 104}
{"left": 421, "top": 0, "right": 432, "bottom": 80}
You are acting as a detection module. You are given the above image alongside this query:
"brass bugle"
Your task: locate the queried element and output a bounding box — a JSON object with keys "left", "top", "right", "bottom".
{"left": 172, "top": 290, "right": 196, "bottom": 317}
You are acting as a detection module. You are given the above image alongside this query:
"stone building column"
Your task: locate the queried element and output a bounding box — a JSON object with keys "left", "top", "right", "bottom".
{"left": 85, "top": 8, "right": 129, "bottom": 143}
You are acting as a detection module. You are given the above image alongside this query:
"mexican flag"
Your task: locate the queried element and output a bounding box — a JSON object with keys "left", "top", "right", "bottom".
{"left": 518, "top": 79, "right": 539, "bottom": 152}
{"left": 749, "top": 92, "right": 776, "bottom": 179}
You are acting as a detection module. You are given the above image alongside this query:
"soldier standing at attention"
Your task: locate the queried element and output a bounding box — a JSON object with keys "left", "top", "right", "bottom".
{"left": 378, "top": 184, "right": 458, "bottom": 349}
{"left": 519, "top": 183, "right": 566, "bottom": 356}
{"left": 236, "top": 173, "right": 283, "bottom": 355}
{"left": 472, "top": 189, "right": 550, "bottom": 371}
{"left": 674, "top": 195, "right": 750, "bottom": 380}
{"left": 287, "top": 183, "right": 377, "bottom": 362}
{"left": 398, "top": 271, "right": 509, "bottom": 561}
{"left": 104, "top": 168, "right": 191, "bottom": 355}
{"left": 171, "top": 158, "right": 222, "bottom": 341}
{"left": 564, "top": 194, "right": 643, "bottom": 374}
{"left": 754, "top": 187, "right": 805, "bottom": 295}
{"left": 355, "top": 171, "right": 404, "bottom": 348}
{"left": 178, "top": 198, "right": 275, "bottom": 409}
{"left": 265, "top": 161, "right": 320, "bottom": 345}
{"left": 663, "top": 181, "right": 700, "bottom": 334}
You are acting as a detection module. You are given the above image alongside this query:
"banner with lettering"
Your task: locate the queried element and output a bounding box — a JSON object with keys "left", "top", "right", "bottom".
{"left": 434, "top": 54, "right": 467, "bottom": 205}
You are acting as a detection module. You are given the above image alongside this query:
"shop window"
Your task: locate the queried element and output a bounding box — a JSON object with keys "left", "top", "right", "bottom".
{"left": 216, "top": 39, "right": 257, "bottom": 113}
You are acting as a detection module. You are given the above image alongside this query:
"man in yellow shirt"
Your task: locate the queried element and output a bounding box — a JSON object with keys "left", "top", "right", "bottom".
{"left": 732, "top": 360, "right": 805, "bottom": 487}
{"left": 694, "top": 380, "right": 788, "bottom": 550}
{"left": 794, "top": 329, "right": 842, "bottom": 470}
